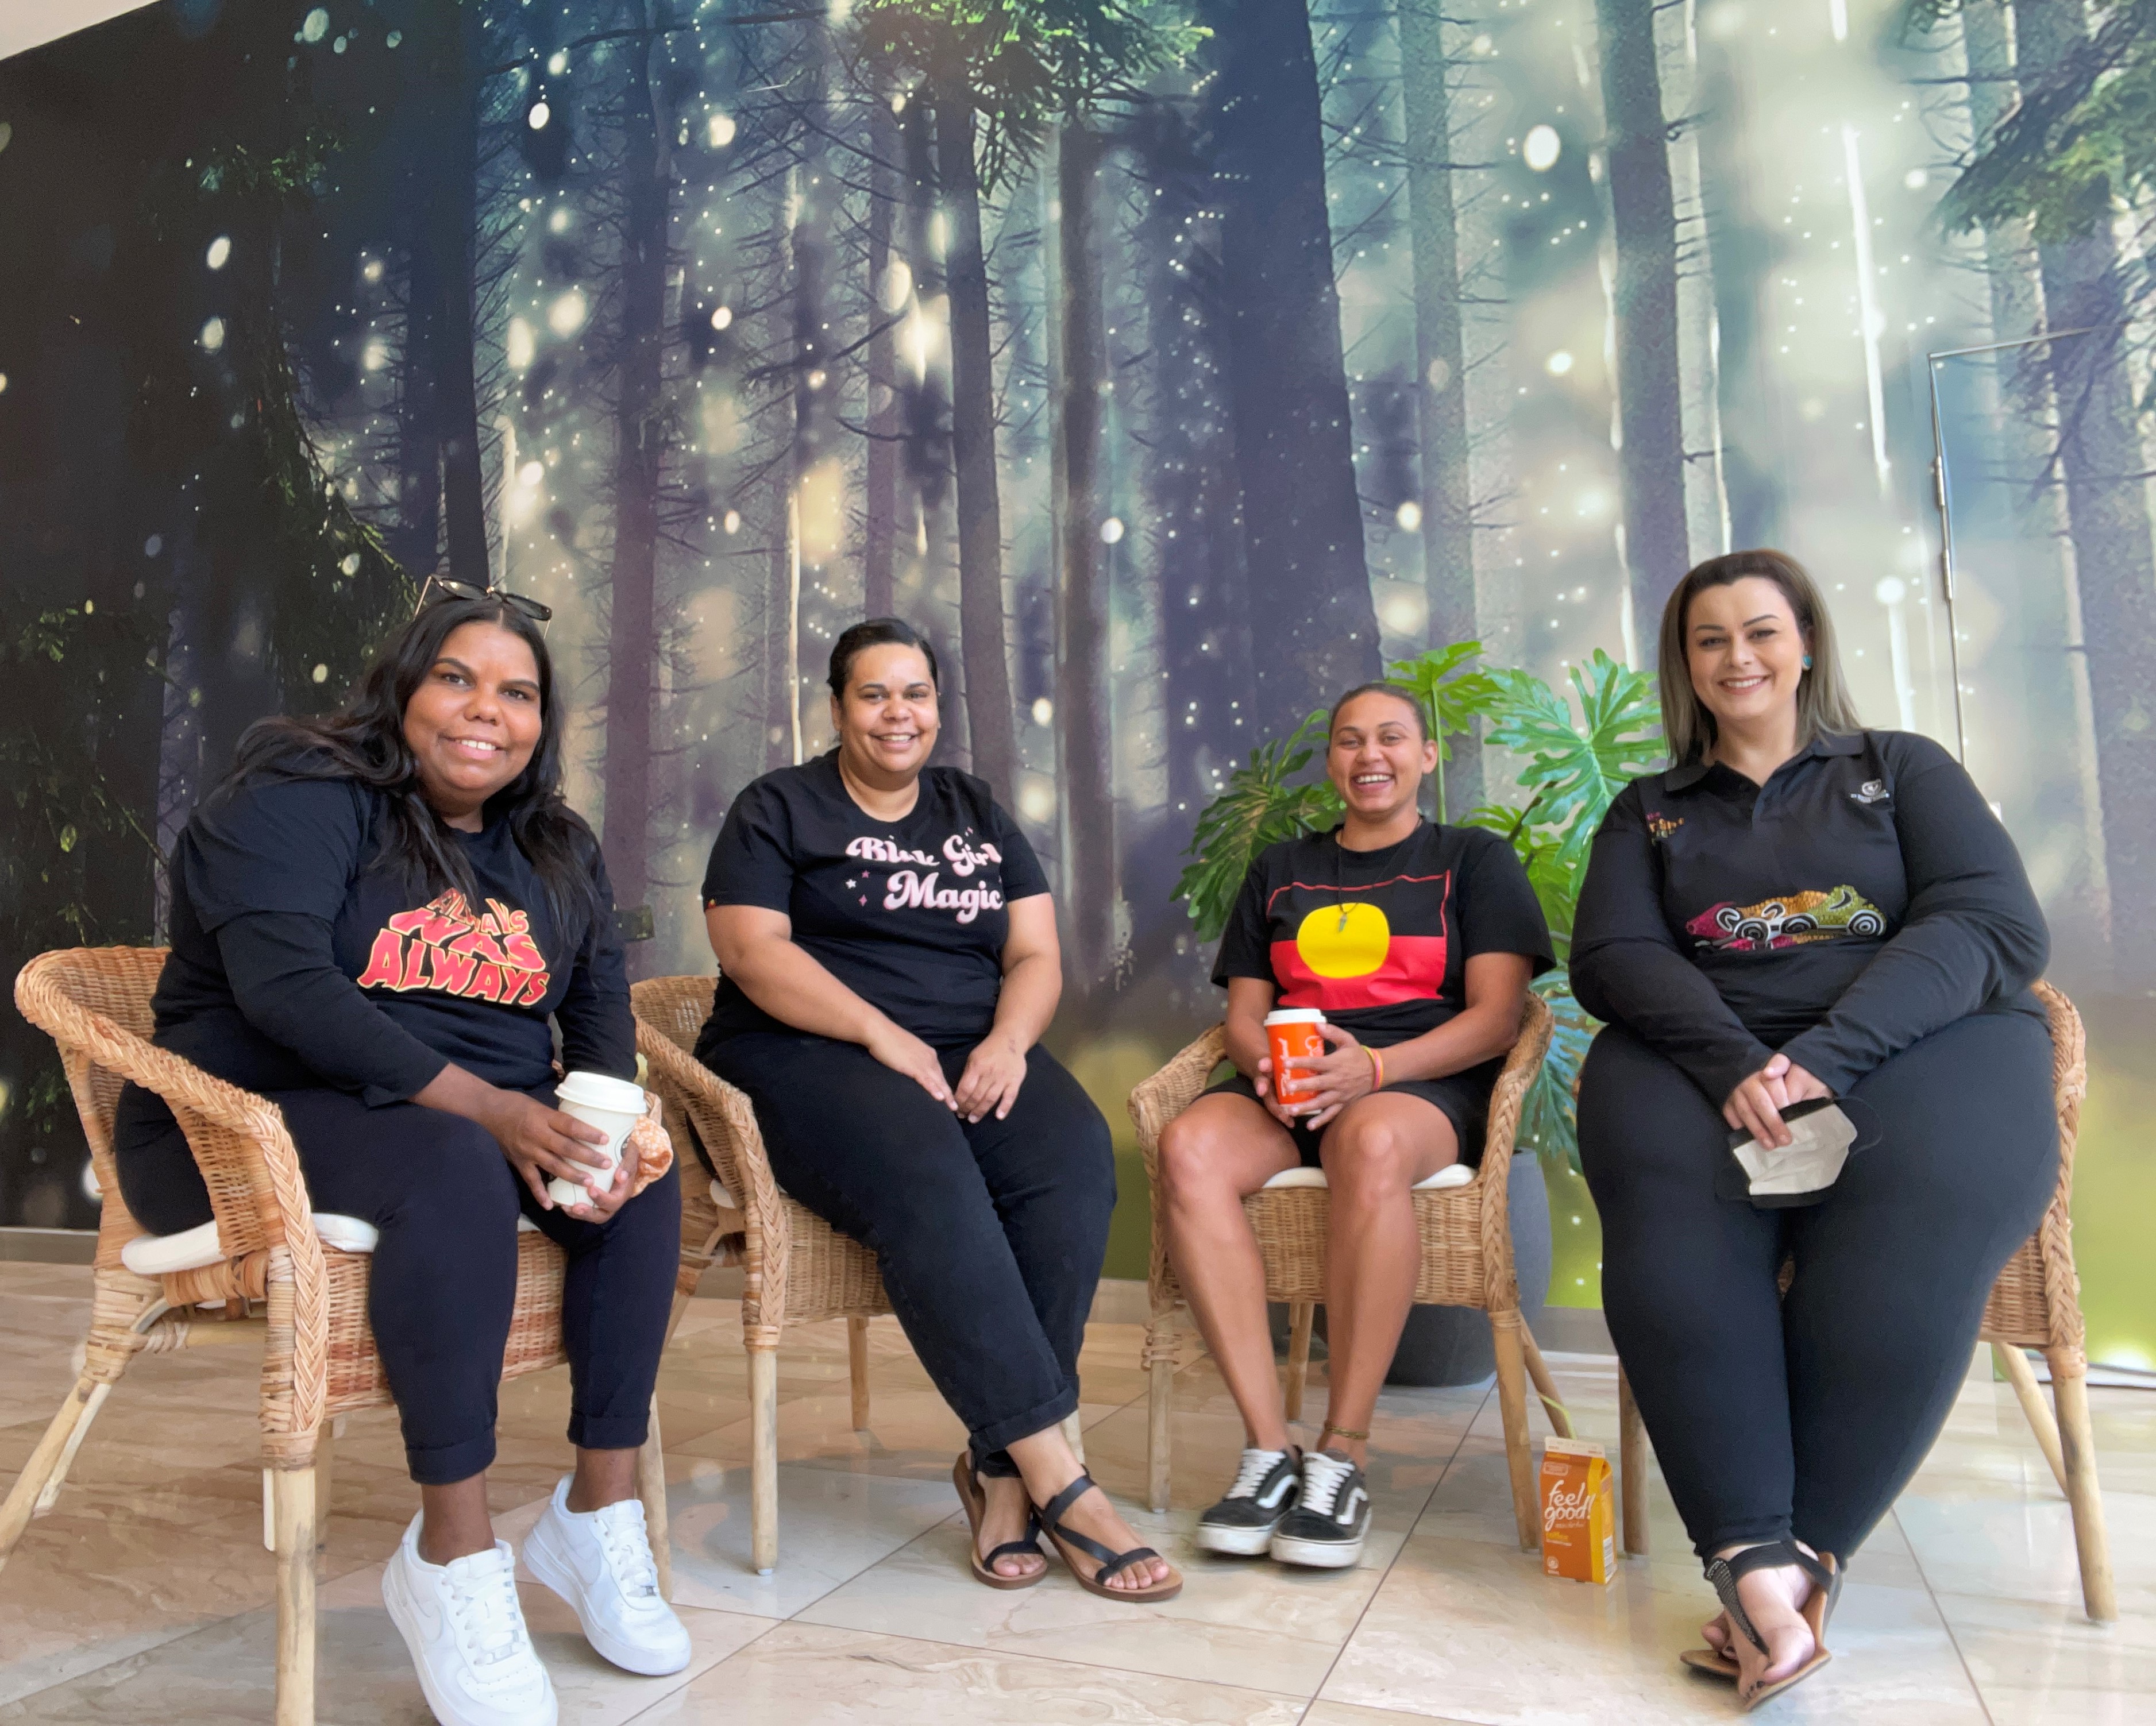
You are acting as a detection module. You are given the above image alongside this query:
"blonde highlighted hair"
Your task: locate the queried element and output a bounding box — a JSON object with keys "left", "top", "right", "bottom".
{"left": 1657, "top": 549, "right": 1862, "bottom": 766}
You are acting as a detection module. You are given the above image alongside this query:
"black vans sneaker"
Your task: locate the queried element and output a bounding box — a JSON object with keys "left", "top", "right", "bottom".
{"left": 1269, "top": 1450, "right": 1370, "bottom": 1569}
{"left": 1194, "top": 1447, "right": 1302, "bottom": 1556}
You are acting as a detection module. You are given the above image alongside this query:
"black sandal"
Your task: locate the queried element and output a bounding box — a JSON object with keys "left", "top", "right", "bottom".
{"left": 1032, "top": 1471, "right": 1183, "bottom": 1603}
{"left": 952, "top": 1451, "right": 1046, "bottom": 1590}
{"left": 1683, "top": 1542, "right": 1841, "bottom": 1709}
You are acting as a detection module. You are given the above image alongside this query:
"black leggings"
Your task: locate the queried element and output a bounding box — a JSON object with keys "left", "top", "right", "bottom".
{"left": 114, "top": 1083, "right": 681, "bottom": 1485}
{"left": 1578, "top": 1011, "right": 2057, "bottom": 1561}
{"left": 700, "top": 1032, "right": 1116, "bottom": 1460}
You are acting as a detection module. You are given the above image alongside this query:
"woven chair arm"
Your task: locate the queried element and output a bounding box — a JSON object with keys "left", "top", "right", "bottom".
{"left": 14, "top": 950, "right": 333, "bottom": 1449}
{"left": 1128, "top": 1025, "right": 1230, "bottom": 1179}
{"left": 1473, "top": 991, "right": 1555, "bottom": 1308}
{"left": 634, "top": 1024, "right": 782, "bottom": 1236}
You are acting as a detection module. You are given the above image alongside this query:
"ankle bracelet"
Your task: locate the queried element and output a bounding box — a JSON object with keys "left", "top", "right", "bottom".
{"left": 1320, "top": 1423, "right": 1368, "bottom": 1443}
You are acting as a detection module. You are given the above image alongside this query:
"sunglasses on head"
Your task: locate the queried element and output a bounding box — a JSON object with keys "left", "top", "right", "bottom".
{"left": 416, "top": 575, "right": 554, "bottom": 628}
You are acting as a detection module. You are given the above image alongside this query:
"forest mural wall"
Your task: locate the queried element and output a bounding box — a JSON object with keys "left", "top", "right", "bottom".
{"left": 3, "top": 0, "right": 2154, "bottom": 1365}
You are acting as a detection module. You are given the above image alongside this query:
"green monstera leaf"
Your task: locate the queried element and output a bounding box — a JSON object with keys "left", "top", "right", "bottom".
{"left": 1173, "top": 710, "right": 1345, "bottom": 945}
{"left": 1481, "top": 650, "right": 1662, "bottom": 841}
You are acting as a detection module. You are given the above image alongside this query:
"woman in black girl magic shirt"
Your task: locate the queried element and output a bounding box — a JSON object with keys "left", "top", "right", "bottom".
{"left": 1157, "top": 684, "right": 1552, "bottom": 1570}
{"left": 114, "top": 589, "right": 687, "bottom": 1726}
{"left": 1572, "top": 550, "right": 2057, "bottom": 1708}
{"left": 696, "top": 618, "right": 1178, "bottom": 1602}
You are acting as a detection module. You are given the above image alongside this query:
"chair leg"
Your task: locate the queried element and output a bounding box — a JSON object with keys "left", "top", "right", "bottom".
{"left": 1519, "top": 1320, "right": 1571, "bottom": 1440}
{"left": 1283, "top": 1302, "right": 1315, "bottom": 1424}
{"left": 272, "top": 1464, "right": 318, "bottom": 1726}
{"left": 1489, "top": 1310, "right": 1538, "bottom": 1552}
{"left": 749, "top": 1343, "right": 779, "bottom": 1576}
{"left": 313, "top": 1419, "right": 339, "bottom": 1555}
{"left": 1992, "top": 1342, "right": 2069, "bottom": 1495}
{"left": 639, "top": 1391, "right": 672, "bottom": 1601}
{"left": 0, "top": 1375, "right": 109, "bottom": 1570}
{"left": 664, "top": 1288, "right": 697, "bottom": 1349}
{"left": 1618, "top": 1365, "right": 1649, "bottom": 1557}
{"left": 1146, "top": 1316, "right": 1175, "bottom": 1514}
{"left": 2049, "top": 1347, "right": 2116, "bottom": 1623}
{"left": 847, "top": 1317, "right": 871, "bottom": 1432}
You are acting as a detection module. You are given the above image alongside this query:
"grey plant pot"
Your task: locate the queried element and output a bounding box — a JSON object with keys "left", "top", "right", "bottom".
{"left": 1269, "top": 1150, "right": 1556, "bottom": 1388}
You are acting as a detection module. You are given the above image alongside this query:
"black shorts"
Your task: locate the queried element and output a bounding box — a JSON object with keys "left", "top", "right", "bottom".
{"left": 1201, "top": 1068, "right": 1495, "bottom": 1168}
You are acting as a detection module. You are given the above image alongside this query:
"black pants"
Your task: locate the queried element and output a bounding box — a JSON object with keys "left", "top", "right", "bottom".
{"left": 114, "top": 1083, "right": 681, "bottom": 1485}
{"left": 1578, "top": 1011, "right": 2057, "bottom": 1561}
{"left": 701, "top": 1032, "right": 1116, "bottom": 1460}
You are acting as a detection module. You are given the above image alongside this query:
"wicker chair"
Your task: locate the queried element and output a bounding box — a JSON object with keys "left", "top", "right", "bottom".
{"left": 1614, "top": 980, "right": 2115, "bottom": 1622}
{"left": 1128, "top": 993, "right": 1568, "bottom": 1547}
{"left": 2, "top": 947, "right": 670, "bottom": 1725}
{"left": 630, "top": 975, "right": 890, "bottom": 1576}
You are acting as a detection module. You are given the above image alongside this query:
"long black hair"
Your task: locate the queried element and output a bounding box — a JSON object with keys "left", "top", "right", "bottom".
{"left": 828, "top": 616, "right": 941, "bottom": 697}
{"left": 219, "top": 593, "right": 600, "bottom": 925}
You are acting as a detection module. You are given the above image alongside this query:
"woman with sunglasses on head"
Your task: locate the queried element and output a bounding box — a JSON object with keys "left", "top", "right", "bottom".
{"left": 1154, "top": 683, "right": 1551, "bottom": 1570}
{"left": 1571, "top": 550, "right": 2056, "bottom": 1708}
{"left": 695, "top": 619, "right": 1176, "bottom": 1601}
{"left": 113, "top": 582, "right": 688, "bottom": 1726}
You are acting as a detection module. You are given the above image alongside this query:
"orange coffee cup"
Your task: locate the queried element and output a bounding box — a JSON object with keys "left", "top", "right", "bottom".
{"left": 1264, "top": 1009, "right": 1327, "bottom": 1109}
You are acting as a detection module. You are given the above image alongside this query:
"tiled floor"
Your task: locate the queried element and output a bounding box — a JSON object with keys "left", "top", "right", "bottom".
{"left": 0, "top": 1260, "right": 2146, "bottom": 1724}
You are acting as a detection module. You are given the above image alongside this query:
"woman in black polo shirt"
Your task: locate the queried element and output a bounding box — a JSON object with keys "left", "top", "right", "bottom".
{"left": 695, "top": 618, "right": 1176, "bottom": 1602}
{"left": 1572, "top": 549, "right": 2055, "bottom": 1707}
{"left": 114, "top": 590, "right": 688, "bottom": 1723}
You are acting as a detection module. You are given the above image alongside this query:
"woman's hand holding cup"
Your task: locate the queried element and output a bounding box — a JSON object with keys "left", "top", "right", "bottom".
{"left": 1286, "top": 1022, "right": 1380, "bottom": 1130}
{"left": 484, "top": 1090, "right": 615, "bottom": 1210}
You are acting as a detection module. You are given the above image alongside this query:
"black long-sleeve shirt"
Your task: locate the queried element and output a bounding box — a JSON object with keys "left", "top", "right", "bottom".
{"left": 1569, "top": 729, "right": 2048, "bottom": 1104}
{"left": 141, "top": 773, "right": 634, "bottom": 1109}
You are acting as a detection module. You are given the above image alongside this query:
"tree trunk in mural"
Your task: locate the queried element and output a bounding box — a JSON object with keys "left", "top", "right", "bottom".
{"left": 1055, "top": 122, "right": 1117, "bottom": 992}
{"left": 863, "top": 79, "right": 901, "bottom": 620}
{"left": 934, "top": 95, "right": 1020, "bottom": 800}
{"left": 1594, "top": 0, "right": 1690, "bottom": 644}
{"left": 2012, "top": 0, "right": 2156, "bottom": 983}
{"left": 1397, "top": 0, "right": 1481, "bottom": 817}
{"left": 1201, "top": 0, "right": 1381, "bottom": 732}
{"left": 601, "top": 19, "right": 668, "bottom": 949}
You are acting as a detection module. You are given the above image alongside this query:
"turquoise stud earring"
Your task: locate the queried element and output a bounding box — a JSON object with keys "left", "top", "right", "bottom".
{"left": 1802, "top": 654, "right": 1813, "bottom": 669}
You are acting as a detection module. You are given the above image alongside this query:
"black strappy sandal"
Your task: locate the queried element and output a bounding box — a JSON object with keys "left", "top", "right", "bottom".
{"left": 1683, "top": 1542, "right": 1841, "bottom": 1709}
{"left": 1033, "top": 1471, "right": 1183, "bottom": 1603}
{"left": 952, "top": 1452, "right": 1046, "bottom": 1590}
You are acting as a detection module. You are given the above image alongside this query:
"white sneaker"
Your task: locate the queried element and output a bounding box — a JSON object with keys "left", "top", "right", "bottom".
{"left": 382, "top": 1514, "right": 557, "bottom": 1726}
{"left": 522, "top": 1477, "right": 692, "bottom": 1676}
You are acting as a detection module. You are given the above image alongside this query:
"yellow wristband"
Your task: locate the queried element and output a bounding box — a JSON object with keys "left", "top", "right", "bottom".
{"left": 1368, "top": 1046, "right": 1384, "bottom": 1091}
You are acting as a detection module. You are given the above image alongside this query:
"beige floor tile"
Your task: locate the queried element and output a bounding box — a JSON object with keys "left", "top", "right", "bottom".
{"left": 1303, "top": 1704, "right": 1484, "bottom": 1726}
{"left": 626, "top": 1620, "right": 1306, "bottom": 1725}
{"left": 1931, "top": 1585, "right": 2156, "bottom": 1724}
{"left": 1321, "top": 1531, "right": 1988, "bottom": 1725}
{"left": 796, "top": 1499, "right": 1406, "bottom": 1696}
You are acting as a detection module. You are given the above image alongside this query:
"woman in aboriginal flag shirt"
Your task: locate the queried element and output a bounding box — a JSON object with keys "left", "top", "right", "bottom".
{"left": 695, "top": 618, "right": 1178, "bottom": 1603}
{"left": 1156, "top": 682, "right": 1552, "bottom": 1572}
{"left": 112, "top": 590, "right": 688, "bottom": 1725}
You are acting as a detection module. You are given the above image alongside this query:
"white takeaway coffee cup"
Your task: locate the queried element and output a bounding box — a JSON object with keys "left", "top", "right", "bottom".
{"left": 547, "top": 1070, "right": 649, "bottom": 1208}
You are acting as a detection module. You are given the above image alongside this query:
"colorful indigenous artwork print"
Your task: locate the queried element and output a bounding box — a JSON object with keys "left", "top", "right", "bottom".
{"left": 1269, "top": 872, "right": 1450, "bottom": 1013}
{"left": 1685, "top": 885, "right": 1889, "bottom": 953}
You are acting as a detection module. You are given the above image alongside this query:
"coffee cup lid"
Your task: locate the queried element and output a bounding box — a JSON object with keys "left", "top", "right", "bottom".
{"left": 1263, "top": 1008, "right": 1326, "bottom": 1026}
{"left": 557, "top": 1070, "right": 647, "bottom": 1114}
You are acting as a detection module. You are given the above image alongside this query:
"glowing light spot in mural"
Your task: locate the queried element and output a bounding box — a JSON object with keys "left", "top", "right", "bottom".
{"left": 144, "top": 536, "right": 161, "bottom": 557}
{"left": 1395, "top": 500, "right": 1423, "bottom": 532}
{"left": 1018, "top": 777, "right": 1056, "bottom": 824}
{"left": 385, "top": 30, "right": 402, "bottom": 48}
{"left": 1546, "top": 350, "right": 1573, "bottom": 376}
{"left": 1524, "top": 125, "right": 1561, "bottom": 172}
{"left": 1100, "top": 517, "right": 1125, "bottom": 545}
{"left": 547, "top": 51, "right": 569, "bottom": 75}
{"left": 806, "top": 368, "right": 827, "bottom": 391}
{"left": 1904, "top": 168, "right": 1929, "bottom": 191}
{"left": 709, "top": 304, "right": 733, "bottom": 331}
{"left": 1032, "top": 698, "right": 1054, "bottom": 727}
{"left": 311, "top": 663, "right": 329, "bottom": 684}
{"left": 1379, "top": 588, "right": 1427, "bottom": 636}
{"left": 199, "top": 317, "right": 226, "bottom": 353}
{"left": 300, "top": 9, "right": 329, "bottom": 45}
{"left": 507, "top": 317, "right": 535, "bottom": 369}
{"left": 528, "top": 101, "right": 552, "bottom": 131}
{"left": 341, "top": 553, "right": 361, "bottom": 576}
{"left": 547, "top": 289, "right": 587, "bottom": 336}
{"left": 1425, "top": 357, "right": 1452, "bottom": 392}
{"left": 799, "top": 460, "right": 844, "bottom": 563}
{"left": 880, "top": 260, "right": 912, "bottom": 312}
{"left": 548, "top": 207, "right": 572, "bottom": 234}
{"left": 0, "top": 374, "right": 7, "bottom": 396}
{"left": 708, "top": 113, "right": 736, "bottom": 149}
{"left": 929, "top": 212, "right": 950, "bottom": 257}
{"left": 362, "top": 338, "right": 388, "bottom": 372}
{"left": 362, "top": 257, "right": 383, "bottom": 283}
{"left": 518, "top": 461, "right": 545, "bottom": 489}
{"left": 206, "top": 235, "right": 232, "bottom": 271}
{"left": 723, "top": 509, "right": 742, "bottom": 535}
{"left": 1875, "top": 577, "right": 1907, "bottom": 607}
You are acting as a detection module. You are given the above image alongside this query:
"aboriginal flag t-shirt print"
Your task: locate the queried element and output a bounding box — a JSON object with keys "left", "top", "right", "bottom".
{"left": 1213, "top": 822, "right": 1553, "bottom": 1047}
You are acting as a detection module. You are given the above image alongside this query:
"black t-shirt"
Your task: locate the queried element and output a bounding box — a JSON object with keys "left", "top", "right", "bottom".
{"left": 697, "top": 751, "right": 1051, "bottom": 1048}
{"left": 147, "top": 771, "right": 632, "bottom": 1104}
{"left": 1212, "top": 821, "right": 1555, "bottom": 1047}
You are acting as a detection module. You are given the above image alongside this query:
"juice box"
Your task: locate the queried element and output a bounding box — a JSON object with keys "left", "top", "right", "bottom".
{"left": 1540, "top": 1437, "right": 1616, "bottom": 1584}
